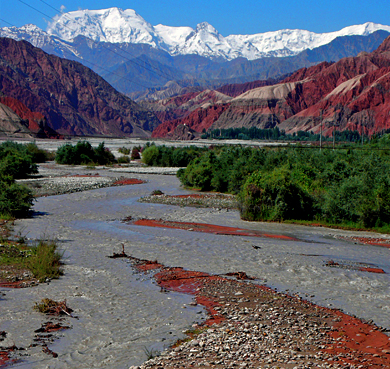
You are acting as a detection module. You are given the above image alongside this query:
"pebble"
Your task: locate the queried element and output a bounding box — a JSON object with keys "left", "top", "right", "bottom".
{"left": 138, "top": 279, "right": 376, "bottom": 369}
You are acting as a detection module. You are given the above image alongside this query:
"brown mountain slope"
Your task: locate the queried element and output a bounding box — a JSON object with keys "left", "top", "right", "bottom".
{"left": 152, "top": 36, "right": 390, "bottom": 138}
{"left": 0, "top": 38, "right": 159, "bottom": 137}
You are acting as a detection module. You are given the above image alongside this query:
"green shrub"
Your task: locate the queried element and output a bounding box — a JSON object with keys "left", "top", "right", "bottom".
{"left": 177, "top": 143, "right": 390, "bottom": 229}
{"left": 0, "top": 142, "right": 38, "bottom": 179}
{"left": 25, "top": 142, "right": 52, "bottom": 163}
{"left": 55, "top": 141, "right": 116, "bottom": 165}
{"left": 0, "top": 179, "right": 34, "bottom": 218}
{"left": 141, "top": 144, "right": 160, "bottom": 166}
{"left": 117, "top": 155, "right": 130, "bottom": 164}
{"left": 28, "top": 240, "right": 63, "bottom": 282}
{"left": 118, "top": 146, "right": 130, "bottom": 155}
{"left": 239, "top": 168, "right": 314, "bottom": 221}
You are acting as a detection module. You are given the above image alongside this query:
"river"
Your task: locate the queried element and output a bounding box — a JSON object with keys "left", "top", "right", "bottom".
{"left": 1, "top": 165, "right": 390, "bottom": 368}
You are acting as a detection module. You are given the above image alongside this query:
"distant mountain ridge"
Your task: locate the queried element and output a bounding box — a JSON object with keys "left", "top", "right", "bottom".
{"left": 45, "top": 8, "right": 390, "bottom": 60}
{"left": 1, "top": 10, "right": 390, "bottom": 97}
{"left": 150, "top": 35, "right": 390, "bottom": 138}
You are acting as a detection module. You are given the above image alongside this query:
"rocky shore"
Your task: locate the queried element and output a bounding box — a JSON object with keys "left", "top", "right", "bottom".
{"left": 138, "top": 193, "right": 239, "bottom": 209}
{"left": 126, "top": 261, "right": 390, "bottom": 369}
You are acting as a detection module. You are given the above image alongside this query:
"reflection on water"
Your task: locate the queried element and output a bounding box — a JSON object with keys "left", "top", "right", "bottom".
{"left": 2, "top": 171, "right": 390, "bottom": 368}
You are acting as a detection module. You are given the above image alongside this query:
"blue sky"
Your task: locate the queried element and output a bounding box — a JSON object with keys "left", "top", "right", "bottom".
{"left": 1, "top": 0, "right": 390, "bottom": 36}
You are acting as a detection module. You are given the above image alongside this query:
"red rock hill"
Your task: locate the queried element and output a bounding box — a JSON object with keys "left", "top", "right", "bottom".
{"left": 0, "top": 38, "right": 159, "bottom": 137}
{"left": 151, "top": 36, "right": 390, "bottom": 138}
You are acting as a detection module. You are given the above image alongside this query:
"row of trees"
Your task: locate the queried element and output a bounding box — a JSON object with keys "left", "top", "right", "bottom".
{"left": 141, "top": 143, "right": 208, "bottom": 167}
{"left": 201, "top": 126, "right": 390, "bottom": 143}
{"left": 55, "top": 141, "right": 116, "bottom": 165}
{"left": 177, "top": 136, "right": 390, "bottom": 230}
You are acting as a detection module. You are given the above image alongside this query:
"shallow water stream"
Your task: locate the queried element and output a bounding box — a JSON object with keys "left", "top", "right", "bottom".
{"left": 2, "top": 167, "right": 390, "bottom": 368}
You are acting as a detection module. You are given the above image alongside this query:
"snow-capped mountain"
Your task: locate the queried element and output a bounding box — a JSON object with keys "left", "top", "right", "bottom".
{"left": 44, "top": 7, "right": 390, "bottom": 60}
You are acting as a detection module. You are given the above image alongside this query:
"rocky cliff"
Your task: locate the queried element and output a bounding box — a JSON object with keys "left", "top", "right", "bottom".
{"left": 0, "top": 38, "right": 159, "bottom": 137}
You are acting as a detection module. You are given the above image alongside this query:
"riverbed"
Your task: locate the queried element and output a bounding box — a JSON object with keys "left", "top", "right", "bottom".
{"left": 1, "top": 164, "right": 390, "bottom": 368}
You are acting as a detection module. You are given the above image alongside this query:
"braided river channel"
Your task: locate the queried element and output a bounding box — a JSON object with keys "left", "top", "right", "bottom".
{"left": 1, "top": 163, "right": 390, "bottom": 368}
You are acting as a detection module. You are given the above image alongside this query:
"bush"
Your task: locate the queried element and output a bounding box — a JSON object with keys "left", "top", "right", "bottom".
{"left": 141, "top": 144, "right": 207, "bottom": 167}
{"left": 28, "top": 240, "right": 63, "bottom": 282}
{"left": 0, "top": 179, "right": 34, "bottom": 218}
{"left": 25, "top": 142, "right": 53, "bottom": 163}
{"left": 118, "top": 146, "right": 130, "bottom": 155}
{"left": 239, "top": 168, "right": 314, "bottom": 221}
{"left": 117, "top": 155, "right": 130, "bottom": 164}
{"left": 141, "top": 144, "right": 160, "bottom": 166}
{"left": 177, "top": 143, "right": 390, "bottom": 229}
{"left": 0, "top": 142, "right": 38, "bottom": 179}
{"left": 55, "top": 141, "right": 116, "bottom": 165}
{"left": 130, "top": 146, "right": 141, "bottom": 160}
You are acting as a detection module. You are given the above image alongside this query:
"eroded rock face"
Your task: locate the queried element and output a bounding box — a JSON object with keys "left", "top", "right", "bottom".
{"left": 150, "top": 35, "right": 390, "bottom": 138}
{"left": 165, "top": 124, "right": 198, "bottom": 140}
{"left": 0, "top": 102, "right": 32, "bottom": 137}
{"left": 0, "top": 38, "right": 160, "bottom": 137}
{"left": 0, "top": 97, "right": 60, "bottom": 138}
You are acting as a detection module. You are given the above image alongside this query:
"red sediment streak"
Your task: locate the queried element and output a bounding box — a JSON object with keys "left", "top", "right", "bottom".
{"left": 153, "top": 267, "right": 225, "bottom": 325}
{"left": 346, "top": 236, "right": 390, "bottom": 249}
{"left": 35, "top": 322, "right": 70, "bottom": 333}
{"left": 124, "top": 255, "right": 390, "bottom": 363}
{"left": 324, "top": 310, "right": 390, "bottom": 368}
{"left": 359, "top": 267, "right": 386, "bottom": 274}
{"left": 0, "top": 281, "right": 33, "bottom": 288}
{"left": 366, "top": 241, "right": 390, "bottom": 249}
{"left": 0, "top": 350, "right": 12, "bottom": 367}
{"left": 196, "top": 296, "right": 224, "bottom": 325}
{"left": 133, "top": 219, "right": 297, "bottom": 240}
{"left": 113, "top": 178, "right": 145, "bottom": 186}
{"left": 0, "top": 345, "right": 18, "bottom": 367}
{"left": 135, "top": 260, "right": 164, "bottom": 272}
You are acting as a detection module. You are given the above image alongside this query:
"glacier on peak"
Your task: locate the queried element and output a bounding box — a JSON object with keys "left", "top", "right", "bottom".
{"left": 3, "top": 7, "right": 390, "bottom": 61}
{"left": 45, "top": 8, "right": 390, "bottom": 60}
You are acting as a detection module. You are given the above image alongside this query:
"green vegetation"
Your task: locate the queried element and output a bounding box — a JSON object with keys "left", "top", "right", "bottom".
{"left": 141, "top": 143, "right": 208, "bottom": 167}
{"left": 27, "top": 240, "right": 63, "bottom": 282}
{"left": 151, "top": 189, "right": 164, "bottom": 196}
{"left": 0, "top": 141, "right": 39, "bottom": 218}
{"left": 177, "top": 136, "right": 390, "bottom": 231}
{"left": 118, "top": 146, "right": 131, "bottom": 155}
{"left": 117, "top": 155, "right": 130, "bottom": 164}
{"left": 201, "top": 126, "right": 386, "bottom": 143}
{"left": 55, "top": 141, "right": 116, "bottom": 165}
{"left": 0, "top": 238, "right": 63, "bottom": 282}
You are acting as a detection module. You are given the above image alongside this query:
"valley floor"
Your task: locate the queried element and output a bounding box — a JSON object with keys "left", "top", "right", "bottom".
{"left": 1, "top": 160, "right": 390, "bottom": 368}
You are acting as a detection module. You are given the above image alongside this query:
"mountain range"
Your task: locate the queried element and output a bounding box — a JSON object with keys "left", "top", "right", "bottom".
{"left": 1, "top": 9, "right": 390, "bottom": 140}
{"left": 150, "top": 35, "right": 390, "bottom": 139}
{"left": 45, "top": 8, "right": 390, "bottom": 60}
{"left": 1, "top": 8, "right": 390, "bottom": 96}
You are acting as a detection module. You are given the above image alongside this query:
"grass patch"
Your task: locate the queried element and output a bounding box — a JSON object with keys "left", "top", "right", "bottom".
{"left": 0, "top": 229, "right": 63, "bottom": 283}
{"left": 27, "top": 240, "right": 63, "bottom": 282}
{"left": 151, "top": 189, "right": 164, "bottom": 196}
